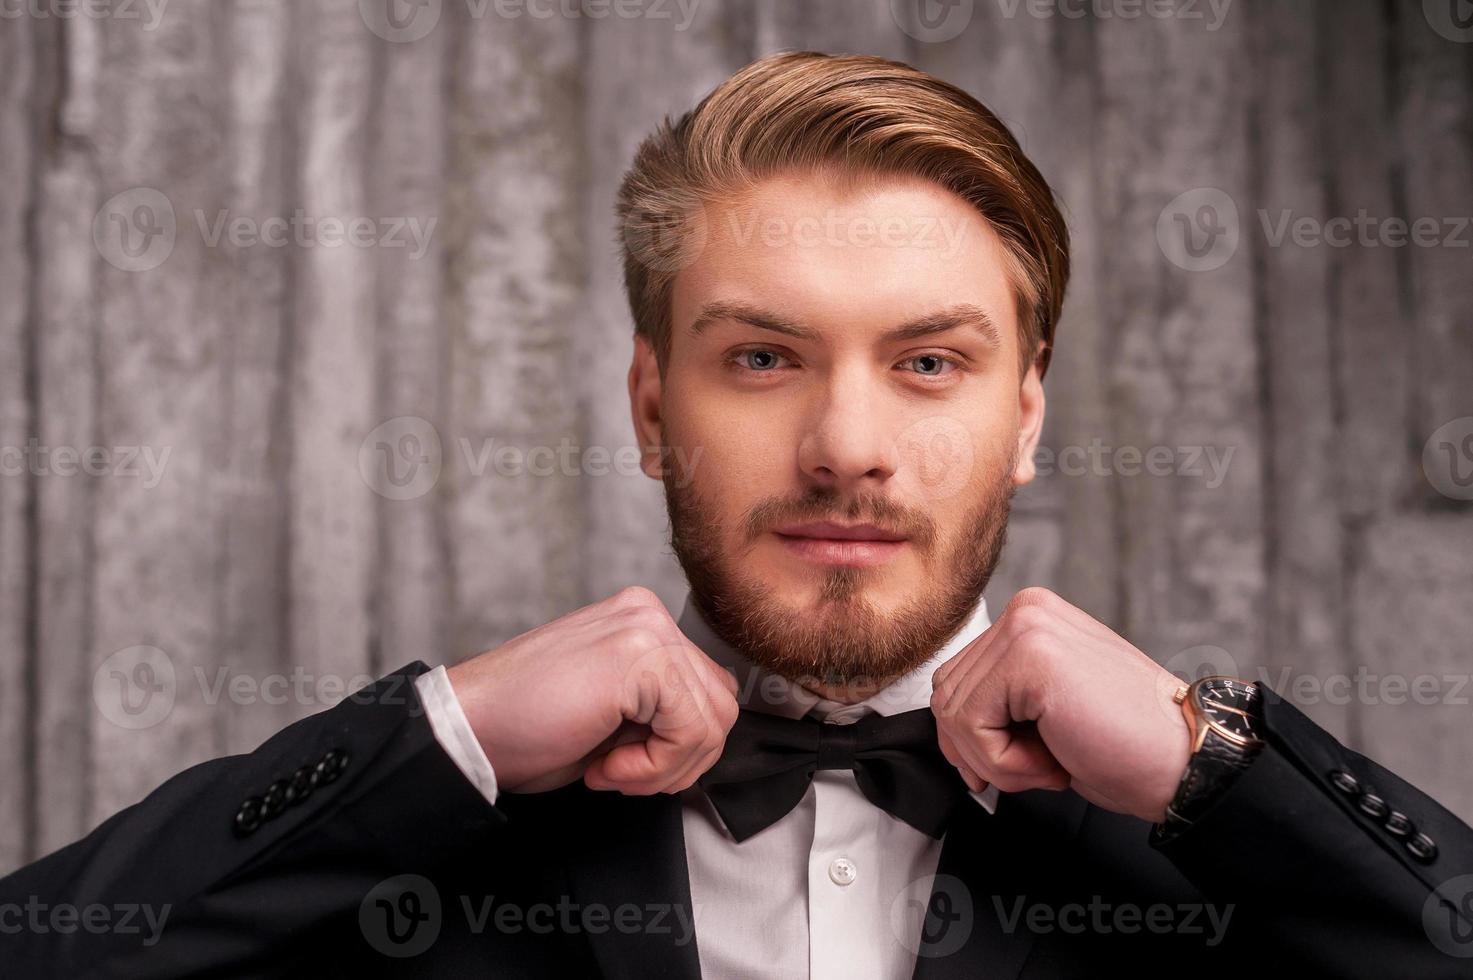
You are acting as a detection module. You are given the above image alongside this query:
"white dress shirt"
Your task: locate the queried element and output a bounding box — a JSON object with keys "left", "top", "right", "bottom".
{"left": 414, "top": 591, "right": 999, "bottom": 979}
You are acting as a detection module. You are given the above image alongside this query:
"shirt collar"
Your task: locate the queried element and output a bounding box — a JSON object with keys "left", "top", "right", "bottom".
{"left": 675, "top": 589, "right": 1001, "bottom": 815}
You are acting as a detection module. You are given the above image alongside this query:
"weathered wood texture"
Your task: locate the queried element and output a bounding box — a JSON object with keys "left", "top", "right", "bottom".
{"left": 1, "top": 0, "right": 1470, "bottom": 871}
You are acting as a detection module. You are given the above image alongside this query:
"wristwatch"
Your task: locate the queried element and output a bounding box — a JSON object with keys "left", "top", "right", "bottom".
{"left": 1160, "top": 675, "right": 1265, "bottom": 831}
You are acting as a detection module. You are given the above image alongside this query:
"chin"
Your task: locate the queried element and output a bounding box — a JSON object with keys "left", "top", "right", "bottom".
{"left": 762, "top": 557, "right": 913, "bottom": 618}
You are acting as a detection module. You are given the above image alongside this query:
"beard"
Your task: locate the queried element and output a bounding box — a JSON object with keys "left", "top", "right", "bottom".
{"left": 663, "top": 450, "right": 1016, "bottom": 693}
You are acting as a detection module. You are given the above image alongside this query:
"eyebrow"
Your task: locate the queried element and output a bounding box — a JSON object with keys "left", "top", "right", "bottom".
{"left": 688, "top": 300, "right": 1002, "bottom": 350}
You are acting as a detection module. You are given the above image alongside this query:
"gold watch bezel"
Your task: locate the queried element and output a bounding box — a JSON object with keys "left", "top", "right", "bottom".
{"left": 1172, "top": 675, "right": 1263, "bottom": 752}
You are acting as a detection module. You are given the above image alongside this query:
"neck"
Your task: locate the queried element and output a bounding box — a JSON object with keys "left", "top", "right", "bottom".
{"left": 799, "top": 673, "right": 904, "bottom": 705}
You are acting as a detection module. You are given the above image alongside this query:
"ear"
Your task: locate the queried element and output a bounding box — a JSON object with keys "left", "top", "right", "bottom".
{"left": 1012, "top": 341, "right": 1048, "bottom": 487}
{"left": 628, "top": 333, "right": 666, "bottom": 481}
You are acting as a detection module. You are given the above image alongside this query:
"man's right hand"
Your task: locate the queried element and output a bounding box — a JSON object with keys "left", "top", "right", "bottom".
{"left": 444, "top": 586, "right": 739, "bottom": 796}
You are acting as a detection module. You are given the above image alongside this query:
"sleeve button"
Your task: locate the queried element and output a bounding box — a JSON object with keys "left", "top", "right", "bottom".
{"left": 1406, "top": 833, "right": 1438, "bottom": 863}
{"left": 261, "top": 780, "right": 287, "bottom": 819}
{"left": 233, "top": 797, "right": 264, "bottom": 837}
{"left": 318, "top": 748, "right": 349, "bottom": 784}
{"left": 1357, "top": 793, "right": 1388, "bottom": 820}
{"left": 1329, "top": 769, "right": 1360, "bottom": 796}
{"left": 285, "top": 766, "right": 315, "bottom": 805}
{"left": 1383, "top": 810, "right": 1414, "bottom": 838}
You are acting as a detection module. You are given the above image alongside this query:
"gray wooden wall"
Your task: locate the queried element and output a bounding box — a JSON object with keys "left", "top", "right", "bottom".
{"left": 2, "top": 0, "right": 1471, "bottom": 873}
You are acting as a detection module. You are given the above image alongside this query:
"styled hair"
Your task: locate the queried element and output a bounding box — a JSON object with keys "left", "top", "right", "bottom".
{"left": 615, "top": 50, "right": 1070, "bottom": 380}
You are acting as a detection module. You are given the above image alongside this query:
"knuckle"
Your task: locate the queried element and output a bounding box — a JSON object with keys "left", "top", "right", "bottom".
{"left": 1011, "top": 624, "right": 1053, "bottom": 656}
{"left": 613, "top": 625, "right": 665, "bottom": 658}
{"left": 1006, "top": 588, "right": 1058, "bottom": 623}
{"left": 614, "top": 602, "right": 671, "bottom": 635}
{"left": 1005, "top": 601, "right": 1052, "bottom": 634}
{"left": 929, "top": 685, "right": 951, "bottom": 716}
{"left": 1010, "top": 585, "right": 1057, "bottom": 608}
{"left": 610, "top": 584, "right": 662, "bottom": 610}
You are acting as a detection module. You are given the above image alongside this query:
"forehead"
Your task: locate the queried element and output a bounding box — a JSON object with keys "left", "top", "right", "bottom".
{"left": 671, "top": 170, "right": 1020, "bottom": 347}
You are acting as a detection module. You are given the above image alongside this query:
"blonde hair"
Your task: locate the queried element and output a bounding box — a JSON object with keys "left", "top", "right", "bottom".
{"left": 615, "top": 50, "right": 1070, "bottom": 380}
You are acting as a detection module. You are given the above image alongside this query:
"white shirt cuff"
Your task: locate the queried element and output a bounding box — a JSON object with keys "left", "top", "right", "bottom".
{"left": 414, "top": 665, "right": 499, "bottom": 806}
{"left": 970, "top": 784, "right": 1000, "bottom": 814}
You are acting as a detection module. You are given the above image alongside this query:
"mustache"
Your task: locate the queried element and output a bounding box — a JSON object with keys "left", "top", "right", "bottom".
{"left": 742, "top": 488, "right": 938, "bottom": 550}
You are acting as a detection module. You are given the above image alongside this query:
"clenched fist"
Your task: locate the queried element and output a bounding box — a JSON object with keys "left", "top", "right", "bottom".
{"left": 930, "top": 587, "right": 1195, "bottom": 824}
{"left": 446, "top": 587, "right": 739, "bottom": 795}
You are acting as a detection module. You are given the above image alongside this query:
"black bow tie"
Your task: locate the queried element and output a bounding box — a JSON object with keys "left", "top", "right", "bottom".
{"left": 696, "top": 707, "right": 970, "bottom": 843}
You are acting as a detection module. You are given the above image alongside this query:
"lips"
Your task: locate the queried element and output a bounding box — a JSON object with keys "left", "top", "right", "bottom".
{"left": 772, "top": 521, "right": 908, "bottom": 543}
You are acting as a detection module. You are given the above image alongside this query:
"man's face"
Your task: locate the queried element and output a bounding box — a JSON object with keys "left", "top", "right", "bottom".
{"left": 630, "top": 169, "right": 1047, "bottom": 697}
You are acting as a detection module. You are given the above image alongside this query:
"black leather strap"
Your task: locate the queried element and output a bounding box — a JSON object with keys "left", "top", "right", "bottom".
{"left": 1164, "top": 726, "right": 1262, "bottom": 828}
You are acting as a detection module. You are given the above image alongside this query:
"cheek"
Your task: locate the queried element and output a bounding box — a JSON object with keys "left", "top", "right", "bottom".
{"left": 894, "top": 415, "right": 980, "bottom": 504}
{"left": 895, "top": 412, "right": 1016, "bottom": 505}
{"left": 667, "top": 376, "right": 799, "bottom": 484}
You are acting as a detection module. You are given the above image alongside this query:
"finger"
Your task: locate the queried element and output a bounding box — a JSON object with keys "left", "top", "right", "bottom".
{"left": 645, "top": 652, "right": 734, "bottom": 793}
{"left": 935, "top": 724, "right": 987, "bottom": 793}
{"left": 932, "top": 623, "right": 1003, "bottom": 717}
{"left": 957, "top": 721, "right": 1069, "bottom": 793}
{"left": 663, "top": 737, "right": 729, "bottom": 794}
{"left": 713, "top": 661, "right": 739, "bottom": 698}
{"left": 933, "top": 622, "right": 997, "bottom": 689}
{"left": 598, "top": 652, "right": 717, "bottom": 793}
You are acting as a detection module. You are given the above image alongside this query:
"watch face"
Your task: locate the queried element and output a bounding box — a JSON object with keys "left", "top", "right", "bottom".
{"left": 1192, "top": 677, "right": 1262, "bottom": 744}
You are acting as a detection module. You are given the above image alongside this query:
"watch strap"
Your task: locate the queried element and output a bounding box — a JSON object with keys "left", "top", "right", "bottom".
{"left": 1165, "top": 725, "right": 1261, "bottom": 826}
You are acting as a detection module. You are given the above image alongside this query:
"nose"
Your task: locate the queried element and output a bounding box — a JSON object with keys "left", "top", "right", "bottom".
{"left": 796, "top": 368, "right": 898, "bottom": 493}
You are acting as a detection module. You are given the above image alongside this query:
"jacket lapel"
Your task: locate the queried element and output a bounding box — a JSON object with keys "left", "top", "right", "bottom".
{"left": 561, "top": 787, "right": 704, "bottom": 980}
{"left": 911, "top": 789, "right": 1090, "bottom": 980}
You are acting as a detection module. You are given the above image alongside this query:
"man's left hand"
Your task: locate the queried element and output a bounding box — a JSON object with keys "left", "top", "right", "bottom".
{"left": 931, "top": 587, "right": 1195, "bottom": 824}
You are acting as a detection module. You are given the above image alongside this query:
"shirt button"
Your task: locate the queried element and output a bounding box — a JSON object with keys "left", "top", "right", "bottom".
{"left": 828, "top": 856, "right": 857, "bottom": 886}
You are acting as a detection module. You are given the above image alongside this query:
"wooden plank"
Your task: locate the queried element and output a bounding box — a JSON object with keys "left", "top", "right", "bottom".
{"left": 87, "top": 0, "right": 230, "bottom": 824}
{"left": 1325, "top": 2, "right": 1410, "bottom": 521}
{"left": 370, "top": 8, "right": 451, "bottom": 671}
{"left": 1043, "top": 16, "right": 1118, "bottom": 626}
{"left": 213, "top": 0, "right": 295, "bottom": 754}
{"left": 754, "top": 0, "right": 909, "bottom": 59}
{"left": 1397, "top": 2, "right": 1473, "bottom": 475}
{"left": 1092, "top": 8, "right": 1265, "bottom": 667}
{"left": 0, "top": 8, "right": 37, "bottom": 871}
{"left": 32, "top": 15, "right": 103, "bottom": 858}
{"left": 286, "top": 0, "right": 377, "bottom": 693}
{"left": 441, "top": 10, "right": 585, "bottom": 658}
{"left": 1249, "top": 0, "right": 1348, "bottom": 741}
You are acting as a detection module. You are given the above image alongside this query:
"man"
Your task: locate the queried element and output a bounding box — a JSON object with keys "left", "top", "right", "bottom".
{"left": 3, "top": 51, "right": 1470, "bottom": 978}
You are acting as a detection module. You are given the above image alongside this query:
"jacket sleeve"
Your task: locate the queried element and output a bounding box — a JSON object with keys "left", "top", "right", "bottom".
{"left": 0, "top": 661, "right": 506, "bottom": 978}
{"left": 1148, "top": 683, "right": 1473, "bottom": 976}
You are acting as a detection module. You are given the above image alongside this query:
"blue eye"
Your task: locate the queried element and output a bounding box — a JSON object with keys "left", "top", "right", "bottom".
{"left": 741, "top": 350, "right": 784, "bottom": 370}
{"left": 904, "top": 355, "right": 954, "bottom": 376}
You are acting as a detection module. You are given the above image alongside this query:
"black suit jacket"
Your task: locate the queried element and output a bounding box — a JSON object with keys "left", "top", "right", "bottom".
{"left": 2, "top": 661, "right": 1470, "bottom": 978}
